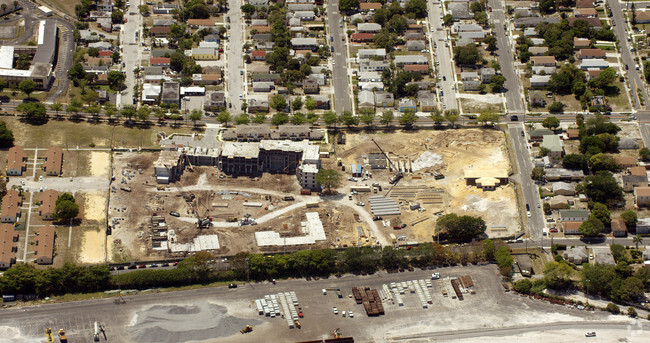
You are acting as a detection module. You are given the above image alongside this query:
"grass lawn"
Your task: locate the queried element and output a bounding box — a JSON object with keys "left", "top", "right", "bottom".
{"left": 0, "top": 116, "right": 199, "bottom": 149}
{"left": 39, "top": 0, "right": 77, "bottom": 17}
{"left": 607, "top": 81, "right": 633, "bottom": 112}
{"left": 0, "top": 90, "right": 49, "bottom": 101}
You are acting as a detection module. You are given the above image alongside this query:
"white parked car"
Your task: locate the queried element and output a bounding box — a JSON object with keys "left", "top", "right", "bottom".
{"left": 348, "top": 311, "right": 354, "bottom": 318}
{"left": 431, "top": 272, "right": 440, "bottom": 280}
{"left": 333, "top": 307, "right": 338, "bottom": 315}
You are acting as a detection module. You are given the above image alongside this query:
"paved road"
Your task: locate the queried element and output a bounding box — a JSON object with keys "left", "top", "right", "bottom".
{"left": 608, "top": 0, "right": 649, "bottom": 110}
{"left": 427, "top": 1, "right": 458, "bottom": 111}
{"left": 508, "top": 124, "right": 544, "bottom": 239}
{"left": 226, "top": 0, "right": 244, "bottom": 111}
{"left": 47, "top": 18, "right": 76, "bottom": 103}
{"left": 9, "top": 176, "right": 109, "bottom": 193}
{"left": 326, "top": 0, "right": 352, "bottom": 113}
{"left": 489, "top": 0, "right": 524, "bottom": 114}
{"left": 118, "top": 1, "right": 144, "bottom": 107}
{"left": 510, "top": 236, "right": 638, "bottom": 250}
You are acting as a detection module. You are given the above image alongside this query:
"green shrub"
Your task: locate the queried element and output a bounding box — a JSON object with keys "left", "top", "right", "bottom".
{"left": 627, "top": 307, "right": 637, "bottom": 318}
{"left": 606, "top": 303, "right": 620, "bottom": 314}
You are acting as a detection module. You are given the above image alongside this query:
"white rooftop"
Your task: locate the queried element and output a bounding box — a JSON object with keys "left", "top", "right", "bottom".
{"left": 255, "top": 212, "right": 326, "bottom": 246}
{"left": 169, "top": 234, "right": 221, "bottom": 252}
{"left": 221, "top": 142, "right": 260, "bottom": 158}
{"left": 0, "top": 46, "right": 14, "bottom": 70}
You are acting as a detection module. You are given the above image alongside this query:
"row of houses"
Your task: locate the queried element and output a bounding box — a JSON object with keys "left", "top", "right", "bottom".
{"left": 6, "top": 146, "right": 62, "bottom": 177}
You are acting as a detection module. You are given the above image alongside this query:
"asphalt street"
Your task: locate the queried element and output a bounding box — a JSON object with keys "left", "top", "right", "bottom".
{"left": 226, "top": 0, "right": 244, "bottom": 111}
{"left": 427, "top": 1, "right": 458, "bottom": 111}
{"left": 326, "top": 0, "right": 352, "bottom": 113}
{"left": 608, "top": 0, "right": 649, "bottom": 110}
{"left": 118, "top": 0, "right": 144, "bottom": 107}
{"left": 488, "top": 0, "right": 524, "bottom": 114}
{"left": 508, "top": 123, "right": 544, "bottom": 239}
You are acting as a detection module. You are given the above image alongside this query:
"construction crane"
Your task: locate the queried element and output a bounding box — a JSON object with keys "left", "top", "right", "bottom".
{"left": 173, "top": 183, "right": 211, "bottom": 229}
{"left": 371, "top": 138, "right": 402, "bottom": 185}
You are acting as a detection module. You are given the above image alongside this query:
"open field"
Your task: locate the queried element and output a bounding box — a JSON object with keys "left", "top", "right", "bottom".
{"left": 0, "top": 116, "right": 200, "bottom": 149}
{"left": 332, "top": 128, "right": 520, "bottom": 241}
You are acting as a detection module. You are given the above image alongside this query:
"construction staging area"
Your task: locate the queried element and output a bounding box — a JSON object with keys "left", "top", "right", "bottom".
{"left": 105, "top": 127, "right": 520, "bottom": 262}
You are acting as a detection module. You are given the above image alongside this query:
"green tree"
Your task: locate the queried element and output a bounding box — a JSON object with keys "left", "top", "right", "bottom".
{"left": 107, "top": 71, "right": 126, "bottom": 91}
{"left": 290, "top": 112, "right": 306, "bottom": 125}
{"left": 338, "top": 0, "right": 359, "bottom": 12}
{"left": 16, "top": 102, "right": 47, "bottom": 122}
{"left": 621, "top": 211, "right": 638, "bottom": 227}
{"left": 252, "top": 113, "right": 266, "bottom": 124}
{"left": 494, "top": 246, "right": 514, "bottom": 276}
{"left": 436, "top": 213, "right": 487, "bottom": 241}
{"left": 482, "top": 239, "right": 495, "bottom": 261}
{"left": 68, "top": 63, "right": 86, "bottom": 80}
{"left": 315, "top": 169, "right": 342, "bottom": 192}
{"left": 453, "top": 43, "right": 481, "bottom": 65}
{"left": 589, "top": 153, "right": 621, "bottom": 173}
{"left": 548, "top": 101, "right": 565, "bottom": 113}
{"left": 606, "top": 303, "right": 620, "bottom": 314}
{"left": 442, "top": 14, "right": 454, "bottom": 26}
{"left": 444, "top": 109, "right": 460, "bottom": 127}
{"left": 217, "top": 111, "right": 231, "bottom": 126}
{"left": 380, "top": 110, "right": 394, "bottom": 126}
{"left": 270, "top": 95, "right": 287, "bottom": 112}
{"left": 633, "top": 235, "right": 643, "bottom": 250}
{"left": 405, "top": 0, "right": 428, "bottom": 18}
{"left": 430, "top": 110, "right": 444, "bottom": 125}
{"left": 235, "top": 113, "right": 250, "bottom": 125}
{"left": 304, "top": 96, "right": 317, "bottom": 111}
{"left": 111, "top": 9, "right": 124, "bottom": 23}
{"left": 322, "top": 110, "right": 338, "bottom": 127}
{"left": 543, "top": 261, "right": 574, "bottom": 289}
{"left": 582, "top": 263, "right": 616, "bottom": 296}
{"left": 120, "top": 105, "right": 136, "bottom": 123}
{"left": 0, "top": 121, "right": 14, "bottom": 148}
{"left": 583, "top": 171, "right": 623, "bottom": 205}
{"left": 18, "top": 79, "right": 37, "bottom": 97}
{"left": 271, "top": 112, "right": 289, "bottom": 126}
{"left": 49, "top": 102, "right": 63, "bottom": 118}
{"left": 189, "top": 109, "right": 202, "bottom": 126}
{"left": 513, "top": 279, "right": 533, "bottom": 294}
{"left": 399, "top": 109, "right": 418, "bottom": 127}
{"left": 579, "top": 215, "right": 604, "bottom": 236}
{"left": 588, "top": 67, "right": 617, "bottom": 91}
{"left": 136, "top": 107, "right": 150, "bottom": 122}
{"left": 531, "top": 167, "right": 546, "bottom": 182}
{"left": 339, "top": 111, "right": 359, "bottom": 127}
{"left": 291, "top": 97, "right": 303, "bottom": 111}
{"left": 591, "top": 202, "right": 611, "bottom": 225}
{"left": 360, "top": 109, "right": 375, "bottom": 127}
{"left": 639, "top": 147, "right": 650, "bottom": 162}
{"left": 542, "top": 116, "right": 560, "bottom": 130}
{"left": 562, "top": 154, "right": 589, "bottom": 173}
{"left": 489, "top": 75, "right": 506, "bottom": 92}
{"left": 54, "top": 193, "right": 79, "bottom": 221}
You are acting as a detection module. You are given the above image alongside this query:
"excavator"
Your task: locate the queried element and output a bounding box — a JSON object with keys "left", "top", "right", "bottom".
{"left": 240, "top": 325, "right": 253, "bottom": 334}
{"left": 333, "top": 328, "right": 343, "bottom": 339}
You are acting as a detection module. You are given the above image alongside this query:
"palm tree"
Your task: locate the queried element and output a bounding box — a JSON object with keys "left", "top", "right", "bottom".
{"left": 633, "top": 235, "right": 643, "bottom": 250}
{"left": 1, "top": 4, "right": 8, "bottom": 13}
{"left": 13, "top": 1, "right": 18, "bottom": 11}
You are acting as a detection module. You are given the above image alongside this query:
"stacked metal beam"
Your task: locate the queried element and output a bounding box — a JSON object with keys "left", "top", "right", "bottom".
{"left": 369, "top": 196, "right": 401, "bottom": 216}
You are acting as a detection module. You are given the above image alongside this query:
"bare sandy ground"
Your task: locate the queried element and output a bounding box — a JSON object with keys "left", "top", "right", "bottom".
{"left": 440, "top": 327, "right": 647, "bottom": 343}
{"left": 78, "top": 229, "right": 106, "bottom": 264}
{"left": 83, "top": 192, "right": 106, "bottom": 222}
{"left": 90, "top": 151, "right": 110, "bottom": 177}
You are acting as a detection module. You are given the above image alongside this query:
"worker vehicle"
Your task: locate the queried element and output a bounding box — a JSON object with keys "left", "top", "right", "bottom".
{"left": 228, "top": 283, "right": 237, "bottom": 288}
{"left": 169, "top": 211, "right": 180, "bottom": 217}
{"left": 45, "top": 328, "right": 53, "bottom": 342}
{"left": 58, "top": 329, "right": 68, "bottom": 343}
{"left": 585, "top": 332, "right": 596, "bottom": 337}
{"left": 240, "top": 325, "right": 253, "bottom": 334}
{"left": 93, "top": 321, "right": 100, "bottom": 341}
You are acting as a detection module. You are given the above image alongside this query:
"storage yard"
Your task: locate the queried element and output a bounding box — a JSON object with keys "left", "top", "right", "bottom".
{"left": 332, "top": 129, "right": 520, "bottom": 242}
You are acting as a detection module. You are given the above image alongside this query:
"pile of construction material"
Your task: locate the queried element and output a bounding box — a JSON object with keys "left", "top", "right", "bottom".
{"left": 352, "top": 287, "right": 384, "bottom": 316}
{"left": 385, "top": 280, "right": 433, "bottom": 308}
{"left": 254, "top": 292, "right": 301, "bottom": 329}
{"left": 369, "top": 196, "right": 400, "bottom": 216}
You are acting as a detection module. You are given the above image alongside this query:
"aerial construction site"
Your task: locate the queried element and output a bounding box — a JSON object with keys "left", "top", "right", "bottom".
{"left": 107, "top": 126, "right": 519, "bottom": 262}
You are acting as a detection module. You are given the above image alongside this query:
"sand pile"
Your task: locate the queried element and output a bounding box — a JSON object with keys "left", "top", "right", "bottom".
{"left": 411, "top": 151, "right": 443, "bottom": 171}
{"left": 129, "top": 303, "right": 261, "bottom": 343}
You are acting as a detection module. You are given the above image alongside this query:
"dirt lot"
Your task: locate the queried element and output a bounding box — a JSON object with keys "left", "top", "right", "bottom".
{"left": 332, "top": 129, "right": 520, "bottom": 241}
{"left": 108, "top": 152, "right": 347, "bottom": 261}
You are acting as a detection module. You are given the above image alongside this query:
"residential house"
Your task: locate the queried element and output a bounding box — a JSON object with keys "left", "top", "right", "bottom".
{"left": 529, "top": 47, "right": 549, "bottom": 56}
{"left": 98, "top": 89, "right": 109, "bottom": 103}
{"left": 6, "top": 146, "right": 27, "bottom": 176}
{"left": 531, "top": 56, "right": 556, "bottom": 67}
{"left": 358, "top": 23, "right": 381, "bottom": 33}
{"left": 545, "top": 168, "right": 585, "bottom": 181}
{"left": 360, "top": 2, "right": 382, "bottom": 10}
{"left": 248, "top": 96, "right": 270, "bottom": 112}
{"left": 529, "top": 128, "right": 554, "bottom": 141}
{"left": 96, "top": 17, "right": 112, "bottom": 32}
{"left": 568, "top": 17, "right": 602, "bottom": 28}
{"left": 564, "top": 246, "right": 588, "bottom": 265}
{"left": 374, "top": 92, "right": 394, "bottom": 107}
{"left": 405, "top": 32, "right": 426, "bottom": 41}
{"left": 252, "top": 25, "right": 271, "bottom": 33}
{"left": 514, "top": 17, "right": 559, "bottom": 28}
{"left": 191, "top": 47, "right": 218, "bottom": 60}
{"left": 574, "top": 8, "right": 598, "bottom": 18}
{"left": 635, "top": 10, "right": 650, "bottom": 24}
{"left": 252, "top": 81, "right": 274, "bottom": 92}
{"left": 358, "top": 48, "right": 387, "bottom": 59}
{"left": 252, "top": 33, "right": 272, "bottom": 42}
{"left": 207, "top": 92, "right": 225, "bottom": 108}
{"left": 251, "top": 50, "right": 267, "bottom": 61}
{"left": 549, "top": 195, "right": 573, "bottom": 210}
{"left": 161, "top": 82, "right": 180, "bottom": 106}
{"left": 576, "top": 0, "right": 596, "bottom": 7}
{"left": 142, "top": 84, "right": 161, "bottom": 104}
{"left": 291, "top": 38, "right": 318, "bottom": 51}
{"left": 619, "top": 138, "right": 639, "bottom": 150}
{"left": 418, "top": 91, "right": 437, "bottom": 111}
{"left": 34, "top": 225, "right": 55, "bottom": 265}
{"left": 359, "top": 82, "right": 384, "bottom": 91}
{"left": 153, "top": 4, "right": 177, "bottom": 14}
{"left": 351, "top": 33, "right": 375, "bottom": 42}
{"left": 251, "top": 73, "right": 282, "bottom": 84}
{"left": 524, "top": 28, "right": 537, "bottom": 37}
{"left": 634, "top": 186, "right": 650, "bottom": 207}
{"left": 187, "top": 19, "right": 215, "bottom": 28}
{"left": 302, "top": 79, "right": 319, "bottom": 94}
{"left": 631, "top": 166, "right": 647, "bottom": 176}
{"left": 358, "top": 72, "right": 381, "bottom": 82}
{"left": 578, "top": 48, "right": 606, "bottom": 59}
{"left": 457, "top": 23, "right": 483, "bottom": 32}
{"left": 43, "top": 147, "right": 62, "bottom": 176}
{"left": 616, "top": 156, "right": 638, "bottom": 168}
{"left": 461, "top": 71, "right": 480, "bottom": 91}
{"left": 406, "top": 40, "right": 426, "bottom": 51}
{"left": 290, "top": 11, "right": 316, "bottom": 20}
{"left": 542, "top": 135, "right": 564, "bottom": 162}
{"left": 192, "top": 73, "right": 221, "bottom": 85}
{"left": 513, "top": 7, "right": 534, "bottom": 17}
{"left": 38, "top": 190, "right": 58, "bottom": 220}
{"left": 611, "top": 218, "right": 627, "bottom": 237}
{"left": 394, "top": 55, "right": 428, "bottom": 66}
{"left": 574, "top": 37, "right": 591, "bottom": 48}
{"left": 449, "top": 3, "right": 471, "bottom": 19}
{"left": 204, "top": 34, "right": 221, "bottom": 43}
{"left": 398, "top": 98, "right": 416, "bottom": 112}
{"left": 404, "top": 65, "right": 429, "bottom": 74}
{"left": 151, "top": 26, "right": 171, "bottom": 37}
{"left": 360, "top": 60, "right": 390, "bottom": 72}
{"left": 529, "top": 91, "right": 547, "bottom": 107}
{"left": 0, "top": 190, "right": 22, "bottom": 223}
{"left": 553, "top": 182, "right": 575, "bottom": 196}
{"left": 560, "top": 209, "right": 590, "bottom": 222}
{"left": 0, "top": 223, "right": 19, "bottom": 268}
{"left": 247, "top": 0, "right": 269, "bottom": 7}
{"left": 530, "top": 75, "right": 551, "bottom": 87}
{"left": 566, "top": 129, "right": 580, "bottom": 139}
{"left": 153, "top": 19, "right": 175, "bottom": 27}
{"left": 636, "top": 218, "right": 650, "bottom": 234}
{"left": 150, "top": 57, "right": 171, "bottom": 67}
{"left": 458, "top": 31, "right": 486, "bottom": 40}
{"left": 310, "top": 95, "right": 330, "bottom": 110}
{"left": 480, "top": 68, "right": 495, "bottom": 83}
{"left": 580, "top": 58, "right": 609, "bottom": 70}
{"left": 307, "top": 73, "right": 325, "bottom": 86}
{"left": 623, "top": 175, "right": 648, "bottom": 192}
{"left": 358, "top": 90, "right": 375, "bottom": 108}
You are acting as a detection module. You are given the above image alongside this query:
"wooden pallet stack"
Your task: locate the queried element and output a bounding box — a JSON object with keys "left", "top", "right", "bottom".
{"left": 352, "top": 286, "right": 385, "bottom": 316}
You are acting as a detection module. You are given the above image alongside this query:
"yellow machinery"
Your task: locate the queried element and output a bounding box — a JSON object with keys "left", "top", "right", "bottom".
{"left": 240, "top": 325, "right": 253, "bottom": 334}
{"left": 45, "top": 328, "right": 53, "bottom": 342}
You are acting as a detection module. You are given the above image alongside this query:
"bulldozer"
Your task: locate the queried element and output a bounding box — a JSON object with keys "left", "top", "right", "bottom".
{"left": 240, "top": 325, "right": 253, "bottom": 334}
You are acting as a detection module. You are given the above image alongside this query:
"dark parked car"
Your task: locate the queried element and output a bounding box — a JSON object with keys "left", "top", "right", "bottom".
{"left": 228, "top": 283, "right": 238, "bottom": 288}
{"left": 169, "top": 211, "right": 180, "bottom": 217}
{"left": 510, "top": 115, "right": 518, "bottom": 121}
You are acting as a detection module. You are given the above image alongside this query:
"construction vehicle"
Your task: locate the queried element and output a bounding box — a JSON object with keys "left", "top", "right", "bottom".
{"left": 45, "top": 328, "right": 53, "bottom": 342}
{"left": 58, "top": 329, "right": 68, "bottom": 343}
{"left": 240, "top": 325, "right": 253, "bottom": 334}
{"left": 371, "top": 138, "right": 403, "bottom": 185}
{"left": 334, "top": 328, "right": 343, "bottom": 339}
{"left": 120, "top": 186, "right": 132, "bottom": 192}
{"left": 226, "top": 216, "right": 238, "bottom": 222}
{"left": 294, "top": 320, "right": 301, "bottom": 329}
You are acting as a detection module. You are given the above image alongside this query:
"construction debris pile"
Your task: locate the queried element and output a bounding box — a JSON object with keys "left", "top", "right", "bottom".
{"left": 352, "top": 287, "right": 384, "bottom": 316}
